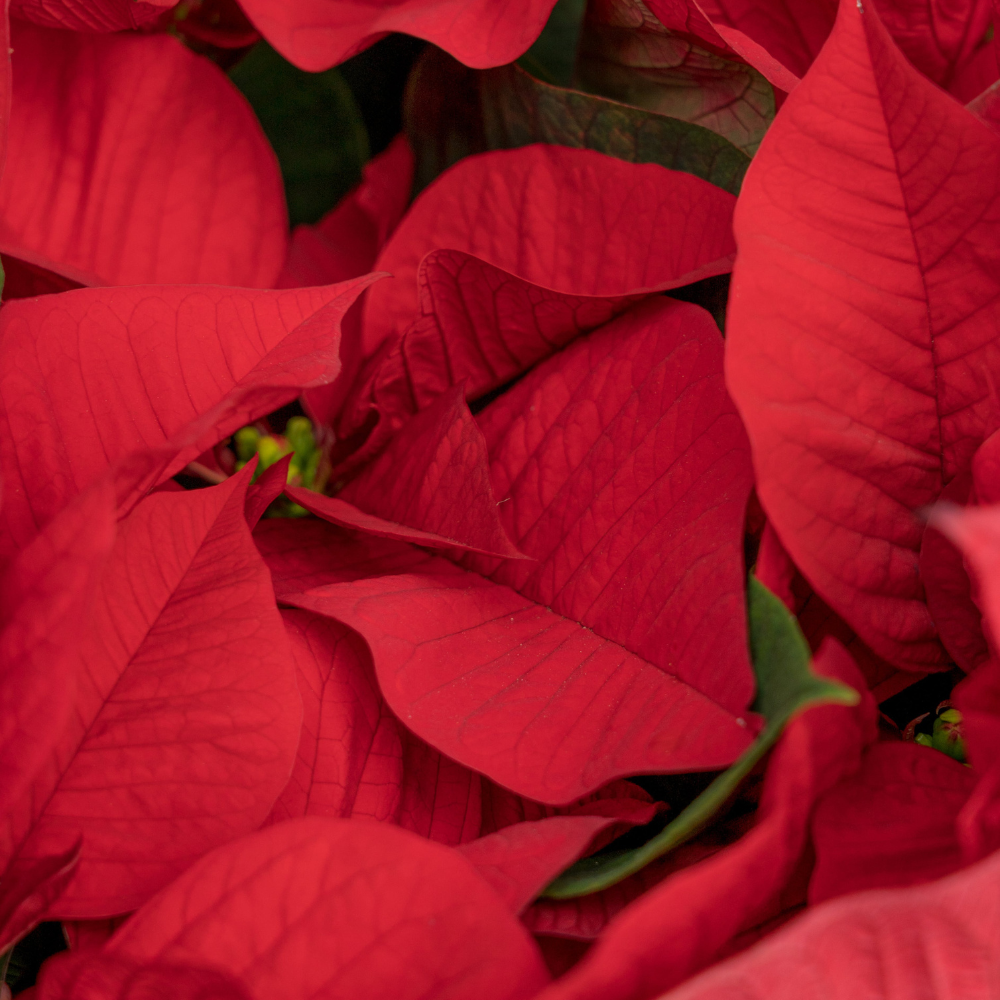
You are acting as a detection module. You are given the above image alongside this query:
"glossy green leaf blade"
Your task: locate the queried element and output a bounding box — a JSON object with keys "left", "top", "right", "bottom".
{"left": 405, "top": 49, "right": 749, "bottom": 196}
{"left": 230, "top": 42, "right": 369, "bottom": 226}
{"left": 542, "top": 577, "right": 858, "bottom": 898}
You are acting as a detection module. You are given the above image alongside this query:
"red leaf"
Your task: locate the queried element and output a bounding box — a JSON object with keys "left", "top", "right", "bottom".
{"left": 0, "top": 469, "right": 303, "bottom": 918}
{"left": 297, "top": 385, "right": 526, "bottom": 558}
{"left": 236, "top": 0, "right": 560, "bottom": 71}
{"left": 253, "top": 518, "right": 436, "bottom": 598}
{"left": 0, "top": 840, "right": 81, "bottom": 953}
{"left": 466, "top": 297, "right": 755, "bottom": 714}
{"left": 283, "top": 136, "right": 415, "bottom": 430}
{"left": 0, "top": 24, "right": 286, "bottom": 288}
{"left": 287, "top": 561, "right": 754, "bottom": 805}
{"left": 0, "top": 478, "right": 115, "bottom": 820}
{"left": 725, "top": 0, "right": 1000, "bottom": 669}
{"left": 339, "top": 249, "right": 651, "bottom": 471}
{"left": 954, "top": 661, "right": 1000, "bottom": 860}
{"left": 809, "top": 742, "right": 974, "bottom": 904}
{"left": 244, "top": 455, "right": 291, "bottom": 530}
{"left": 106, "top": 818, "right": 551, "bottom": 999}
{"left": 266, "top": 609, "right": 483, "bottom": 845}
{"left": 872, "top": 0, "right": 993, "bottom": 86}
{"left": 0, "top": 277, "right": 374, "bottom": 557}
{"left": 357, "top": 144, "right": 737, "bottom": 381}
{"left": 9, "top": 0, "right": 171, "bottom": 31}
{"left": 35, "top": 951, "right": 252, "bottom": 1000}
{"left": 638, "top": 848, "right": 1000, "bottom": 1000}
{"left": 458, "top": 804, "right": 659, "bottom": 914}
{"left": 533, "top": 640, "right": 875, "bottom": 1000}
{"left": 921, "top": 472, "right": 990, "bottom": 671}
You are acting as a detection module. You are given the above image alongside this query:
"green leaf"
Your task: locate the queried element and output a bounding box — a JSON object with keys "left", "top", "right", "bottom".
{"left": 541, "top": 577, "right": 859, "bottom": 899}
{"left": 404, "top": 49, "right": 749, "bottom": 196}
{"left": 518, "top": 0, "right": 587, "bottom": 87}
{"left": 230, "top": 42, "right": 369, "bottom": 227}
{"left": 574, "top": 0, "right": 775, "bottom": 157}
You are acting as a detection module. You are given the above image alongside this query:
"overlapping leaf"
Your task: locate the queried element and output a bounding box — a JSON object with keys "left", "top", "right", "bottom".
{"left": 359, "top": 143, "right": 736, "bottom": 366}
{"left": 235, "top": 0, "right": 560, "bottom": 71}
{"left": 576, "top": 0, "right": 775, "bottom": 155}
{"left": 809, "top": 742, "right": 973, "bottom": 903}
{"left": 0, "top": 276, "right": 374, "bottom": 556}
{"left": 0, "top": 469, "right": 303, "bottom": 918}
{"left": 726, "top": 0, "right": 1000, "bottom": 669}
{"left": 532, "top": 639, "right": 874, "bottom": 1000}
{"left": 35, "top": 951, "right": 253, "bottom": 1000}
{"left": 286, "top": 295, "right": 757, "bottom": 803}
{"left": 291, "top": 385, "right": 525, "bottom": 557}
{"left": 0, "top": 23, "right": 287, "bottom": 290}
{"left": 403, "top": 47, "right": 750, "bottom": 197}
{"left": 266, "top": 609, "right": 484, "bottom": 844}
{"left": 650, "top": 848, "right": 1000, "bottom": 1000}
{"left": 105, "top": 818, "right": 551, "bottom": 1000}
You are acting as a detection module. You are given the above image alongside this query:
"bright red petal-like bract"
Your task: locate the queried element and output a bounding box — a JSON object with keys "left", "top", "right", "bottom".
{"left": 809, "top": 741, "right": 973, "bottom": 903}
{"left": 34, "top": 950, "right": 253, "bottom": 1000}
{"left": 0, "top": 479, "right": 114, "bottom": 822}
{"left": 266, "top": 609, "right": 483, "bottom": 845}
{"left": 0, "top": 470, "right": 302, "bottom": 918}
{"left": 0, "top": 277, "right": 374, "bottom": 558}
{"left": 465, "top": 296, "right": 755, "bottom": 713}
{"left": 236, "top": 0, "right": 559, "bottom": 71}
{"left": 872, "top": 0, "right": 993, "bottom": 86}
{"left": 725, "top": 0, "right": 1000, "bottom": 670}
{"left": 359, "top": 144, "right": 736, "bottom": 365}
{"left": 287, "top": 560, "right": 753, "bottom": 805}
{"left": 535, "top": 640, "right": 874, "bottom": 1000}
{"left": 253, "top": 517, "right": 437, "bottom": 598}
{"left": 9, "top": 0, "right": 172, "bottom": 31}
{"left": 297, "top": 385, "right": 524, "bottom": 558}
{"left": 106, "top": 818, "right": 551, "bottom": 1000}
{"left": 652, "top": 848, "right": 1000, "bottom": 1000}
{"left": 389, "top": 152, "right": 725, "bottom": 371}
{"left": 0, "top": 840, "right": 80, "bottom": 953}
{"left": 0, "top": 23, "right": 287, "bottom": 290}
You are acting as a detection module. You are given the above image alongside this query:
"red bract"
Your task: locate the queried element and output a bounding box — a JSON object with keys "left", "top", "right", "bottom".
{"left": 810, "top": 741, "right": 974, "bottom": 902}
{"left": 34, "top": 951, "right": 253, "bottom": 1000}
{"left": 9, "top": 0, "right": 172, "bottom": 31}
{"left": 266, "top": 608, "right": 484, "bottom": 844}
{"left": 532, "top": 640, "right": 875, "bottom": 1000}
{"left": 103, "top": 818, "right": 551, "bottom": 999}
{"left": 0, "top": 277, "right": 374, "bottom": 557}
{"left": 290, "top": 385, "right": 526, "bottom": 557}
{"left": 235, "top": 0, "right": 559, "bottom": 70}
{"left": 284, "top": 292, "right": 757, "bottom": 803}
{"left": 652, "top": 848, "right": 1000, "bottom": 1000}
{"left": 725, "top": 0, "right": 1000, "bottom": 670}
{"left": 0, "top": 468, "right": 302, "bottom": 919}
{"left": 0, "top": 23, "right": 287, "bottom": 293}
{"left": 339, "top": 144, "right": 738, "bottom": 473}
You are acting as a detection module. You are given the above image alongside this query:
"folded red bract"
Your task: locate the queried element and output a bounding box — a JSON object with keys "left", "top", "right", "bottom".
{"left": 726, "top": 0, "right": 1000, "bottom": 671}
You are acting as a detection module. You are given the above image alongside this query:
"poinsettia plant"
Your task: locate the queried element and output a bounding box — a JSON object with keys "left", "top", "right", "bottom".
{"left": 0, "top": 0, "right": 998, "bottom": 996}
